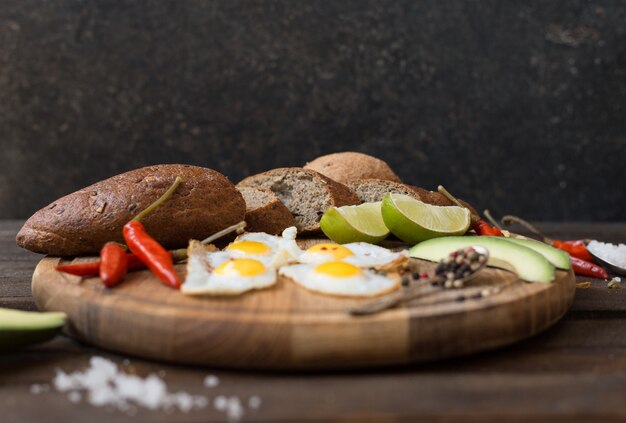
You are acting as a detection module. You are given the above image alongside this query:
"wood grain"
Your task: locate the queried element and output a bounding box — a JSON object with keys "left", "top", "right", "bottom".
{"left": 32, "top": 241, "right": 575, "bottom": 369}
{"left": 3, "top": 221, "right": 626, "bottom": 422}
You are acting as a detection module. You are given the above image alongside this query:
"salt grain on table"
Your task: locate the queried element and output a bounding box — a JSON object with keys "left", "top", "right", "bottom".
{"left": 68, "top": 391, "right": 81, "bottom": 403}
{"left": 49, "top": 356, "right": 208, "bottom": 414}
{"left": 29, "top": 383, "right": 49, "bottom": 394}
{"left": 33, "top": 356, "right": 262, "bottom": 421}
{"left": 204, "top": 374, "right": 220, "bottom": 388}
{"left": 248, "top": 395, "right": 262, "bottom": 409}
{"left": 226, "top": 396, "right": 245, "bottom": 422}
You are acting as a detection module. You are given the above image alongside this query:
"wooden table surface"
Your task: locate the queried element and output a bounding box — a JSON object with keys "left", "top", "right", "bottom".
{"left": 2, "top": 220, "right": 626, "bottom": 422}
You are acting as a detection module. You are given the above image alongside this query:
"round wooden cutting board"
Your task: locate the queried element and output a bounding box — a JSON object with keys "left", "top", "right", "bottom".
{"left": 32, "top": 241, "right": 576, "bottom": 369}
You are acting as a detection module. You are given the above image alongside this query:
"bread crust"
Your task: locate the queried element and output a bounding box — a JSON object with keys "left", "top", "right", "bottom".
{"left": 408, "top": 186, "right": 478, "bottom": 216}
{"left": 237, "top": 167, "right": 360, "bottom": 233}
{"left": 237, "top": 187, "right": 296, "bottom": 235}
{"left": 304, "top": 152, "right": 401, "bottom": 184}
{"left": 346, "top": 179, "right": 425, "bottom": 202}
{"left": 16, "top": 164, "right": 246, "bottom": 256}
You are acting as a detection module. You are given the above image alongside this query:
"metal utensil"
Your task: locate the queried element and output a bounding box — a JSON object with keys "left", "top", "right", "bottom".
{"left": 585, "top": 241, "right": 626, "bottom": 276}
{"left": 349, "top": 246, "right": 490, "bottom": 316}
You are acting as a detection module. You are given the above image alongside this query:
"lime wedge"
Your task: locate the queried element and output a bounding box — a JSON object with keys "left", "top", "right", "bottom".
{"left": 381, "top": 193, "right": 471, "bottom": 244}
{"left": 320, "top": 202, "right": 390, "bottom": 244}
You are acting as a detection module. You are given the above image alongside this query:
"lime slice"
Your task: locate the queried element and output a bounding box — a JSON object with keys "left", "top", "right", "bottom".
{"left": 320, "top": 202, "right": 390, "bottom": 244}
{"left": 381, "top": 193, "right": 471, "bottom": 244}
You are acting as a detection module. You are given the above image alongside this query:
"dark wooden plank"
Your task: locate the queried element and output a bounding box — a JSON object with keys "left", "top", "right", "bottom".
{"left": 3, "top": 335, "right": 626, "bottom": 423}
{"left": 534, "top": 222, "right": 626, "bottom": 244}
{"left": 2, "top": 220, "right": 626, "bottom": 422}
{"left": 0, "top": 297, "right": 38, "bottom": 311}
{"left": 0, "top": 221, "right": 44, "bottom": 307}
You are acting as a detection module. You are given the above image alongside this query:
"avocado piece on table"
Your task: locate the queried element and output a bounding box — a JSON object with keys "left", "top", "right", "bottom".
{"left": 0, "top": 308, "right": 66, "bottom": 351}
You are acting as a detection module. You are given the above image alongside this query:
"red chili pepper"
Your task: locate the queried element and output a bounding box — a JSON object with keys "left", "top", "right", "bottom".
{"left": 553, "top": 240, "right": 594, "bottom": 262}
{"left": 123, "top": 220, "right": 181, "bottom": 289}
{"left": 56, "top": 253, "right": 151, "bottom": 277}
{"left": 472, "top": 219, "right": 497, "bottom": 236}
{"left": 570, "top": 256, "right": 608, "bottom": 279}
{"left": 56, "top": 261, "right": 100, "bottom": 276}
{"left": 99, "top": 242, "right": 129, "bottom": 287}
{"left": 491, "top": 226, "right": 504, "bottom": 236}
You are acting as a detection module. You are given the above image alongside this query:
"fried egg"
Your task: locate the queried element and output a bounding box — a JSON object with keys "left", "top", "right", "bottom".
{"left": 279, "top": 261, "right": 400, "bottom": 297}
{"left": 216, "top": 226, "right": 301, "bottom": 269}
{"left": 182, "top": 242, "right": 277, "bottom": 296}
{"left": 297, "top": 242, "right": 408, "bottom": 270}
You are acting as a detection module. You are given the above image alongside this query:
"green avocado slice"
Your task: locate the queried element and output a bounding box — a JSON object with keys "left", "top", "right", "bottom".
{"left": 0, "top": 308, "right": 66, "bottom": 351}
{"left": 409, "top": 236, "right": 556, "bottom": 283}
{"left": 502, "top": 237, "right": 571, "bottom": 270}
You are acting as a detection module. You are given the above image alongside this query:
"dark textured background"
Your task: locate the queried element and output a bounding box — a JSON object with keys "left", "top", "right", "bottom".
{"left": 0, "top": 0, "right": 624, "bottom": 220}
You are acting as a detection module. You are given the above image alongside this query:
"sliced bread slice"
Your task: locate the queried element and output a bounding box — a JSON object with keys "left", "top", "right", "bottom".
{"left": 237, "top": 187, "right": 297, "bottom": 235}
{"left": 346, "top": 179, "right": 427, "bottom": 203}
{"left": 237, "top": 168, "right": 360, "bottom": 233}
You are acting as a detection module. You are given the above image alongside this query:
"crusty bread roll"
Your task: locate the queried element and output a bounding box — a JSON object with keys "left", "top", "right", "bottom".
{"left": 16, "top": 164, "right": 246, "bottom": 256}
{"left": 237, "top": 187, "right": 296, "bottom": 235}
{"left": 237, "top": 168, "right": 360, "bottom": 233}
{"left": 346, "top": 179, "right": 425, "bottom": 202}
{"left": 304, "top": 152, "right": 401, "bottom": 184}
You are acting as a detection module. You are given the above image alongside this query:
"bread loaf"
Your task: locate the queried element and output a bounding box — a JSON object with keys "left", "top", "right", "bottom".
{"left": 237, "top": 168, "right": 359, "bottom": 233}
{"left": 16, "top": 164, "right": 246, "bottom": 256}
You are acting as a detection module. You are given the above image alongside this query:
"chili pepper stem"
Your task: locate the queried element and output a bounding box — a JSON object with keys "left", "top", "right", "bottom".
{"left": 200, "top": 221, "right": 247, "bottom": 244}
{"left": 437, "top": 185, "right": 479, "bottom": 224}
{"left": 132, "top": 176, "right": 183, "bottom": 222}
{"left": 483, "top": 209, "right": 503, "bottom": 231}
{"left": 500, "top": 215, "right": 552, "bottom": 243}
{"left": 170, "top": 221, "right": 247, "bottom": 262}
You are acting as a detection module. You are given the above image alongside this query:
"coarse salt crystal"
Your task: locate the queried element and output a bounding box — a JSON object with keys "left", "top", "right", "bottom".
{"left": 204, "top": 375, "right": 220, "bottom": 388}
{"left": 214, "top": 395, "right": 228, "bottom": 411}
{"left": 248, "top": 395, "right": 262, "bottom": 409}
{"left": 53, "top": 369, "right": 77, "bottom": 392}
{"left": 226, "top": 396, "right": 245, "bottom": 422}
{"left": 587, "top": 240, "right": 626, "bottom": 268}
{"left": 47, "top": 356, "right": 208, "bottom": 414}
{"left": 194, "top": 396, "right": 209, "bottom": 408}
{"left": 68, "top": 391, "right": 82, "bottom": 403}
{"left": 30, "top": 384, "right": 49, "bottom": 394}
{"left": 38, "top": 356, "right": 263, "bottom": 420}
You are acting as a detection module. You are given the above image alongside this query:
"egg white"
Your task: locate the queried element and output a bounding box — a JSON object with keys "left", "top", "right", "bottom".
{"left": 181, "top": 241, "right": 277, "bottom": 296}
{"left": 279, "top": 263, "right": 400, "bottom": 298}
{"left": 222, "top": 226, "right": 302, "bottom": 268}
{"left": 182, "top": 256, "right": 277, "bottom": 296}
{"left": 297, "top": 242, "right": 408, "bottom": 270}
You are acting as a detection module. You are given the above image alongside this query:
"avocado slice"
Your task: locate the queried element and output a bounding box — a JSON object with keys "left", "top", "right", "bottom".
{"left": 502, "top": 237, "right": 571, "bottom": 270}
{"left": 409, "top": 236, "right": 556, "bottom": 283}
{"left": 0, "top": 308, "right": 66, "bottom": 351}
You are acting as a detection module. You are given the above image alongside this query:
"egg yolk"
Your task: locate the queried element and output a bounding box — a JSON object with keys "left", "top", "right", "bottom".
{"left": 307, "top": 243, "right": 354, "bottom": 260}
{"left": 214, "top": 258, "right": 267, "bottom": 277}
{"left": 226, "top": 241, "right": 270, "bottom": 255}
{"left": 314, "top": 261, "right": 363, "bottom": 278}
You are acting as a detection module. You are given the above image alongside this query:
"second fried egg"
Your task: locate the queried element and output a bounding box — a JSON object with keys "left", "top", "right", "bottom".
{"left": 297, "top": 242, "right": 408, "bottom": 270}
{"left": 279, "top": 261, "right": 399, "bottom": 297}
